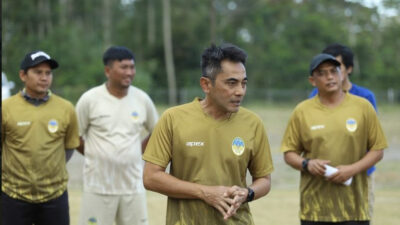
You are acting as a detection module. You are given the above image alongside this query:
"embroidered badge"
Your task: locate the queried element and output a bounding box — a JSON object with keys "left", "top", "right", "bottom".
{"left": 346, "top": 118, "right": 357, "bottom": 132}
{"left": 88, "top": 217, "right": 97, "bottom": 225}
{"left": 48, "top": 119, "right": 58, "bottom": 133}
{"left": 232, "top": 137, "right": 245, "bottom": 156}
{"left": 131, "top": 111, "right": 139, "bottom": 121}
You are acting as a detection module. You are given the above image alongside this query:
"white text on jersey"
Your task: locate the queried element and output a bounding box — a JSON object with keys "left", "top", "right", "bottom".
{"left": 186, "top": 142, "right": 204, "bottom": 147}
{"left": 310, "top": 125, "right": 325, "bottom": 130}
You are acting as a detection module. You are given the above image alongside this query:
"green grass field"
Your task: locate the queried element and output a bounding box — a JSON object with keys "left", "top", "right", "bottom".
{"left": 67, "top": 103, "right": 400, "bottom": 225}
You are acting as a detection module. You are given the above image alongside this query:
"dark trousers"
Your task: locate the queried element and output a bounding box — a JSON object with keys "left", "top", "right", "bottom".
{"left": 1, "top": 190, "right": 69, "bottom": 225}
{"left": 301, "top": 220, "right": 369, "bottom": 225}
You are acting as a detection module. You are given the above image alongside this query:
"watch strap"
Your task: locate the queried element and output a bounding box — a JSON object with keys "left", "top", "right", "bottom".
{"left": 302, "top": 158, "right": 310, "bottom": 172}
{"left": 246, "top": 187, "right": 255, "bottom": 202}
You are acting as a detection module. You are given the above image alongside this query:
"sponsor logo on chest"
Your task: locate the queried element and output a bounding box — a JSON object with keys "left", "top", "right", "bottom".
{"left": 310, "top": 124, "right": 325, "bottom": 130}
{"left": 309, "top": 118, "right": 358, "bottom": 132}
{"left": 186, "top": 141, "right": 204, "bottom": 147}
{"left": 185, "top": 137, "right": 247, "bottom": 156}
{"left": 16, "top": 120, "right": 59, "bottom": 133}
{"left": 17, "top": 121, "right": 31, "bottom": 126}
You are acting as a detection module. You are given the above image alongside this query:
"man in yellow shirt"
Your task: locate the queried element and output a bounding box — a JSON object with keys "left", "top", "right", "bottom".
{"left": 281, "top": 53, "right": 387, "bottom": 225}
{"left": 2, "top": 50, "right": 80, "bottom": 225}
{"left": 143, "top": 43, "right": 274, "bottom": 225}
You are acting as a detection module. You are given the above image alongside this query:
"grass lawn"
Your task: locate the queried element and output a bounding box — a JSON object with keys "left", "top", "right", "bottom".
{"left": 67, "top": 103, "right": 400, "bottom": 224}
{"left": 68, "top": 189, "right": 400, "bottom": 225}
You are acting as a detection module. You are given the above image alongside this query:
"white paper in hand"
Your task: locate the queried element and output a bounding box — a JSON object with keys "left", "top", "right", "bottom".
{"left": 324, "top": 165, "right": 353, "bottom": 186}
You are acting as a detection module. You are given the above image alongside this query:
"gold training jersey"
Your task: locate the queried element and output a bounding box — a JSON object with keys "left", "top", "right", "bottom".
{"left": 281, "top": 93, "right": 387, "bottom": 222}
{"left": 2, "top": 93, "right": 80, "bottom": 203}
{"left": 143, "top": 98, "right": 274, "bottom": 225}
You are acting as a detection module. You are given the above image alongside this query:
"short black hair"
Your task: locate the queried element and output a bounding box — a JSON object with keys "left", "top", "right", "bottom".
{"left": 201, "top": 43, "right": 247, "bottom": 82}
{"left": 103, "top": 46, "right": 135, "bottom": 66}
{"left": 322, "top": 43, "right": 354, "bottom": 69}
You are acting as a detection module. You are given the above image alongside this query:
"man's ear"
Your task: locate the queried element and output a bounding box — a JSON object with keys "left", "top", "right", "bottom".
{"left": 200, "top": 77, "right": 212, "bottom": 94}
{"left": 19, "top": 70, "right": 27, "bottom": 82}
{"left": 308, "top": 75, "right": 316, "bottom": 87}
{"left": 104, "top": 66, "right": 111, "bottom": 79}
{"left": 346, "top": 66, "right": 353, "bottom": 75}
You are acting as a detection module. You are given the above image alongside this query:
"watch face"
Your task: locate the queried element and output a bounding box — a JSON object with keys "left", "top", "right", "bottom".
{"left": 247, "top": 188, "right": 255, "bottom": 202}
{"left": 302, "top": 159, "right": 309, "bottom": 171}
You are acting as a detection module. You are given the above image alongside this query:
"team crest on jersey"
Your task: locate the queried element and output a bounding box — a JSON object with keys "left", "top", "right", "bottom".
{"left": 48, "top": 119, "right": 58, "bottom": 133}
{"left": 131, "top": 111, "right": 139, "bottom": 120}
{"left": 232, "top": 137, "right": 245, "bottom": 156}
{"left": 88, "top": 217, "right": 97, "bottom": 225}
{"left": 346, "top": 118, "right": 357, "bottom": 132}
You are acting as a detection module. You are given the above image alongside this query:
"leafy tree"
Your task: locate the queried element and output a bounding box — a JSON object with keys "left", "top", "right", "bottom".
{"left": 2, "top": 0, "right": 399, "bottom": 104}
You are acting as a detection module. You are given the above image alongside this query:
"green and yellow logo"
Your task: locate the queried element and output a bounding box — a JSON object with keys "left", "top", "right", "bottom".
{"left": 88, "top": 217, "right": 97, "bottom": 225}
{"left": 232, "top": 137, "right": 245, "bottom": 156}
{"left": 48, "top": 119, "right": 58, "bottom": 133}
{"left": 346, "top": 118, "right": 357, "bottom": 132}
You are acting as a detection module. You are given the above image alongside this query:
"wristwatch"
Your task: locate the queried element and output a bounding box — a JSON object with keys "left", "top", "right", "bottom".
{"left": 246, "top": 187, "right": 255, "bottom": 202}
{"left": 302, "top": 158, "right": 310, "bottom": 172}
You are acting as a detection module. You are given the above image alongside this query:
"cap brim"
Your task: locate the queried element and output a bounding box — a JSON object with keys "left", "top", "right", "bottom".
{"left": 310, "top": 58, "right": 340, "bottom": 75}
{"left": 31, "top": 59, "right": 59, "bottom": 70}
{"left": 47, "top": 59, "right": 59, "bottom": 69}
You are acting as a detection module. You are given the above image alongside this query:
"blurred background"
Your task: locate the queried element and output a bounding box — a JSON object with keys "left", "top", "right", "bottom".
{"left": 2, "top": 0, "right": 400, "bottom": 224}
{"left": 2, "top": 0, "right": 400, "bottom": 105}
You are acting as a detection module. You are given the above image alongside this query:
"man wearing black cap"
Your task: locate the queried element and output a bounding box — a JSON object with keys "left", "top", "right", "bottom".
{"left": 309, "top": 43, "right": 379, "bottom": 219}
{"left": 1, "top": 50, "right": 80, "bottom": 225}
{"left": 280, "top": 53, "right": 387, "bottom": 225}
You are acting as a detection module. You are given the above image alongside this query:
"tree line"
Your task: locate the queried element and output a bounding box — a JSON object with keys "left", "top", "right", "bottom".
{"left": 2, "top": 0, "right": 400, "bottom": 104}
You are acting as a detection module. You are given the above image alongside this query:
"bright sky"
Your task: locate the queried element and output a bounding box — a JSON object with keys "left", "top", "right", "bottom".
{"left": 347, "top": 0, "right": 399, "bottom": 17}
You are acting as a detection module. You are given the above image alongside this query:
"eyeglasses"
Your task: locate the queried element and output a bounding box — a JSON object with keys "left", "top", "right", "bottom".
{"left": 315, "top": 67, "right": 340, "bottom": 77}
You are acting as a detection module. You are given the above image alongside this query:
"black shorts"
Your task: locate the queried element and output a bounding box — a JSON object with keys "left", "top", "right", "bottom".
{"left": 301, "top": 220, "right": 369, "bottom": 225}
{"left": 1, "top": 190, "right": 69, "bottom": 225}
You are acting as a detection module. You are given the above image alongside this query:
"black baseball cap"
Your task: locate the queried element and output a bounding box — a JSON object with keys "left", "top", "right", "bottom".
{"left": 309, "top": 53, "right": 340, "bottom": 75}
{"left": 20, "top": 50, "right": 59, "bottom": 70}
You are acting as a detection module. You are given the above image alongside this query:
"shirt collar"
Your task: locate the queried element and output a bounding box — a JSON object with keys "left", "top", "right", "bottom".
{"left": 21, "top": 88, "right": 52, "bottom": 106}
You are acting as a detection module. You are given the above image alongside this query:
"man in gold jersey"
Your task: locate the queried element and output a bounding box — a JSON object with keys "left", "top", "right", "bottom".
{"left": 1, "top": 50, "right": 80, "bottom": 225}
{"left": 143, "top": 43, "right": 274, "bottom": 225}
{"left": 281, "top": 53, "right": 387, "bottom": 225}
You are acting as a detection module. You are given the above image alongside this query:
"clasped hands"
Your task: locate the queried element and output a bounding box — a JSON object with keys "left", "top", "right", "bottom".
{"left": 307, "top": 159, "right": 354, "bottom": 184}
{"left": 202, "top": 185, "right": 248, "bottom": 220}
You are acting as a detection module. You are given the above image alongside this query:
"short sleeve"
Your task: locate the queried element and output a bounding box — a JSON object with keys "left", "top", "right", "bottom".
{"left": 248, "top": 119, "right": 274, "bottom": 178}
{"left": 142, "top": 110, "right": 173, "bottom": 168}
{"left": 65, "top": 103, "right": 80, "bottom": 149}
{"left": 365, "top": 103, "right": 387, "bottom": 151}
{"left": 280, "top": 110, "right": 303, "bottom": 154}
{"left": 1, "top": 103, "right": 8, "bottom": 145}
{"left": 143, "top": 94, "right": 159, "bottom": 133}
{"left": 75, "top": 93, "right": 90, "bottom": 137}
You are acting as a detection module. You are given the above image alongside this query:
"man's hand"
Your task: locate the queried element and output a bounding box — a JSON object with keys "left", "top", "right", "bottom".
{"left": 200, "top": 186, "right": 238, "bottom": 220}
{"left": 327, "top": 165, "right": 354, "bottom": 184}
{"left": 223, "top": 185, "right": 247, "bottom": 219}
{"left": 307, "top": 159, "right": 330, "bottom": 176}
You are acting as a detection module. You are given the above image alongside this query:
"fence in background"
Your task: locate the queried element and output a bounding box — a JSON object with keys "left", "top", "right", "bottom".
{"left": 15, "top": 86, "right": 396, "bottom": 106}
{"left": 149, "top": 88, "right": 400, "bottom": 105}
